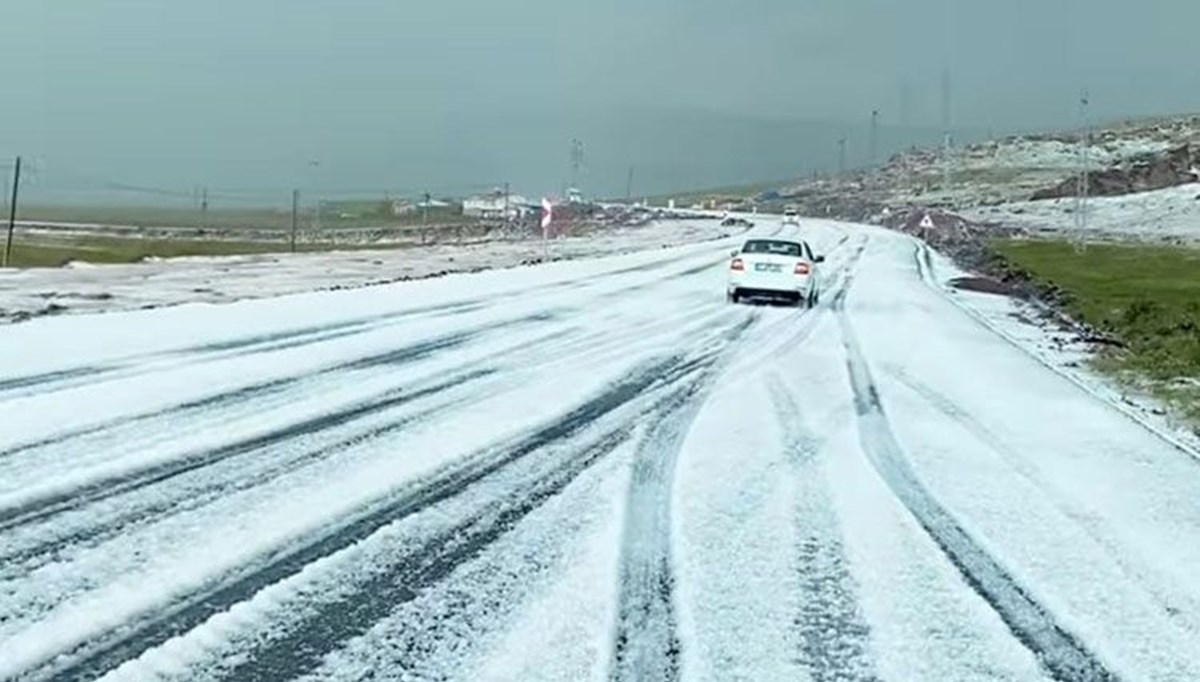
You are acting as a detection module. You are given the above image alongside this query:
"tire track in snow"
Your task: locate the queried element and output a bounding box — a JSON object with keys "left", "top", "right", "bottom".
{"left": 0, "top": 365, "right": 110, "bottom": 394}
{"left": 767, "top": 377, "right": 880, "bottom": 682}
{"left": 177, "top": 300, "right": 483, "bottom": 357}
{"left": 596, "top": 256, "right": 728, "bottom": 299}
{"left": 0, "top": 245, "right": 714, "bottom": 403}
{"left": 30, "top": 350, "right": 729, "bottom": 682}
{"left": 608, "top": 317, "right": 756, "bottom": 682}
{"left": 4, "top": 301, "right": 722, "bottom": 576}
{"left": 0, "top": 243, "right": 727, "bottom": 415}
{"left": 0, "top": 327, "right": 475, "bottom": 464}
{"left": 0, "top": 300, "right": 485, "bottom": 402}
{"left": 0, "top": 318, "right": 546, "bottom": 531}
{"left": 606, "top": 387, "right": 695, "bottom": 682}
{"left": 199, "top": 397, "right": 687, "bottom": 682}
{"left": 2, "top": 244, "right": 727, "bottom": 463}
{"left": 834, "top": 297, "right": 1120, "bottom": 682}
{"left": 0, "top": 366, "right": 473, "bottom": 532}
{"left": 882, "top": 363, "right": 1200, "bottom": 638}
{"left": 0, "top": 370, "right": 496, "bottom": 575}
{"left": 189, "top": 322, "right": 754, "bottom": 682}
{"left": 0, "top": 310, "right": 558, "bottom": 470}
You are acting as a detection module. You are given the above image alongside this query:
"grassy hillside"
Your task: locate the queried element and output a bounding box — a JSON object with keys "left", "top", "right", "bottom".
{"left": 991, "top": 239, "right": 1200, "bottom": 420}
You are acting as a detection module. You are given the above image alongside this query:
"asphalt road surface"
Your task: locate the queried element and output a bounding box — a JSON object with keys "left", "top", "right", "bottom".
{"left": 1, "top": 219, "right": 1198, "bottom": 681}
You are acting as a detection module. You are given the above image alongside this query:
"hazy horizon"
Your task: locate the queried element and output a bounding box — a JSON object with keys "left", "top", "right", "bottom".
{"left": 3, "top": 0, "right": 1198, "bottom": 206}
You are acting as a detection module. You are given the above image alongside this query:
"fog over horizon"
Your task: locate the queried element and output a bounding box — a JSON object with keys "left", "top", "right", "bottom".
{"left": 3, "top": 0, "right": 1198, "bottom": 205}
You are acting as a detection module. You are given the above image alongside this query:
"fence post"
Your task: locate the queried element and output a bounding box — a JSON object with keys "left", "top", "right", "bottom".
{"left": 4, "top": 157, "right": 21, "bottom": 268}
{"left": 290, "top": 189, "right": 299, "bottom": 253}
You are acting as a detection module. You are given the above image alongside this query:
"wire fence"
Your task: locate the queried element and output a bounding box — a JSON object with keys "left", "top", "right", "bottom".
{"left": 0, "top": 159, "right": 617, "bottom": 266}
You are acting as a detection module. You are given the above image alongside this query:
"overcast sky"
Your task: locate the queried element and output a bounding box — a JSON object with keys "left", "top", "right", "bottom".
{"left": 2, "top": 0, "right": 1198, "bottom": 202}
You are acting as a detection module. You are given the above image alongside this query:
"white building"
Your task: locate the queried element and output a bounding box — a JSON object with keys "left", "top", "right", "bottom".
{"left": 395, "top": 197, "right": 455, "bottom": 216}
{"left": 462, "top": 191, "right": 530, "bottom": 219}
{"left": 416, "top": 198, "right": 453, "bottom": 209}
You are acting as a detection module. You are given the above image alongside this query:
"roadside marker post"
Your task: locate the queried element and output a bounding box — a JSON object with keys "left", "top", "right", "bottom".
{"left": 541, "top": 198, "right": 553, "bottom": 261}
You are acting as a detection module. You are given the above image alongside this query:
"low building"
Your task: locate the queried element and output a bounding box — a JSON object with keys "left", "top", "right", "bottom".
{"left": 462, "top": 190, "right": 530, "bottom": 219}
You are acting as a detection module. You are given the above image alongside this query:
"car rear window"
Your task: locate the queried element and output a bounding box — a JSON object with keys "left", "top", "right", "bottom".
{"left": 742, "top": 240, "right": 802, "bottom": 257}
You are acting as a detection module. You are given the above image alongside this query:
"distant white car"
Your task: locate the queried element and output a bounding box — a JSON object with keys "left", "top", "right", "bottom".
{"left": 782, "top": 208, "right": 800, "bottom": 227}
{"left": 727, "top": 238, "right": 823, "bottom": 307}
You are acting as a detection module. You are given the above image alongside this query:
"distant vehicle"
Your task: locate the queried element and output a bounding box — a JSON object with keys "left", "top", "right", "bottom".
{"left": 721, "top": 216, "right": 754, "bottom": 227}
{"left": 727, "top": 238, "right": 823, "bottom": 307}
{"left": 782, "top": 207, "right": 800, "bottom": 227}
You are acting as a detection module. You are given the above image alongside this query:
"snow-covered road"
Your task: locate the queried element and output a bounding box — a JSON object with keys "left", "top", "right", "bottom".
{"left": 1, "top": 219, "right": 1198, "bottom": 682}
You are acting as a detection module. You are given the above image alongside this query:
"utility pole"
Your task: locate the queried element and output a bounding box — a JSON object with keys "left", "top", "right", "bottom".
{"left": 941, "top": 69, "right": 953, "bottom": 190}
{"left": 503, "top": 181, "right": 511, "bottom": 236}
{"left": 570, "top": 138, "right": 584, "bottom": 190}
{"left": 422, "top": 191, "right": 430, "bottom": 245}
{"left": 625, "top": 166, "right": 635, "bottom": 203}
{"left": 837, "top": 138, "right": 847, "bottom": 175}
{"left": 290, "top": 189, "right": 300, "bottom": 253}
{"left": 4, "top": 157, "right": 20, "bottom": 268}
{"left": 870, "top": 109, "right": 879, "bottom": 165}
{"left": 1076, "top": 89, "right": 1091, "bottom": 253}
{"left": 201, "top": 186, "right": 209, "bottom": 229}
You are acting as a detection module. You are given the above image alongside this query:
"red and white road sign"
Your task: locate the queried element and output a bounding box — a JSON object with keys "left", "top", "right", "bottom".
{"left": 541, "top": 198, "right": 553, "bottom": 235}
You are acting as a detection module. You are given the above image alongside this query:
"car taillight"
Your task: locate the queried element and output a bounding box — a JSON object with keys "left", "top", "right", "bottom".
{"left": 795, "top": 262, "right": 811, "bottom": 275}
{"left": 730, "top": 258, "right": 745, "bottom": 271}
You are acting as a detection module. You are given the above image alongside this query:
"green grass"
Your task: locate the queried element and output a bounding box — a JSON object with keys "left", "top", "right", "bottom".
{"left": 18, "top": 203, "right": 472, "bottom": 231}
{"left": 7, "top": 238, "right": 278, "bottom": 267}
{"left": 20, "top": 204, "right": 294, "bottom": 231}
{"left": 3, "top": 234, "right": 417, "bottom": 268}
{"left": 991, "top": 239, "right": 1200, "bottom": 421}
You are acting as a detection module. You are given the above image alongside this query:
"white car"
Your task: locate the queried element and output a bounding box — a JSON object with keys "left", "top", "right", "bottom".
{"left": 726, "top": 238, "right": 824, "bottom": 307}
{"left": 782, "top": 208, "right": 800, "bottom": 226}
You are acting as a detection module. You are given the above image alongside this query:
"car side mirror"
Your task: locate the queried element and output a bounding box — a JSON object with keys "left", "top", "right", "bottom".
{"left": 814, "top": 255, "right": 826, "bottom": 263}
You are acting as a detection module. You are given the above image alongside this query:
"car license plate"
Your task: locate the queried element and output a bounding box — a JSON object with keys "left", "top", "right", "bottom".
{"left": 755, "top": 263, "right": 782, "bottom": 272}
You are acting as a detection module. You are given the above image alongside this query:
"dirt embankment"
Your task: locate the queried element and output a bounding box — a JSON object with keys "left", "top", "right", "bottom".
{"left": 1030, "top": 144, "right": 1200, "bottom": 201}
{"left": 877, "top": 207, "right": 1125, "bottom": 349}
